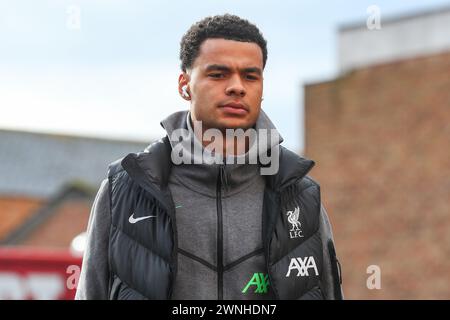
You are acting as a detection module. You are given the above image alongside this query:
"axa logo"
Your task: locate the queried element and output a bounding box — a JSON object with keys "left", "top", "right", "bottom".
{"left": 286, "top": 206, "right": 304, "bottom": 239}
{"left": 242, "top": 273, "right": 270, "bottom": 294}
{"left": 286, "top": 256, "right": 319, "bottom": 277}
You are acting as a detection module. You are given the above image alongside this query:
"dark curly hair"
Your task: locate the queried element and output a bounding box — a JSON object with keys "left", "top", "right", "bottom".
{"left": 179, "top": 14, "right": 268, "bottom": 72}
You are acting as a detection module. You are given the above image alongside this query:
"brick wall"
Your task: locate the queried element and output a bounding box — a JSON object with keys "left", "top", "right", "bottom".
{"left": 21, "top": 200, "right": 91, "bottom": 248}
{"left": 304, "top": 52, "right": 450, "bottom": 299}
{"left": 0, "top": 197, "right": 44, "bottom": 241}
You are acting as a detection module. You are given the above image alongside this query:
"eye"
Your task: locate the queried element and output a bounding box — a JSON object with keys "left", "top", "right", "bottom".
{"left": 209, "top": 73, "right": 225, "bottom": 78}
{"left": 245, "top": 74, "right": 259, "bottom": 80}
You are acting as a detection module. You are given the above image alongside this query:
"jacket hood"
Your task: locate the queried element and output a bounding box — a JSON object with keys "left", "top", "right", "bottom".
{"left": 159, "top": 109, "right": 283, "bottom": 197}
{"left": 160, "top": 109, "right": 284, "bottom": 163}
{"left": 116, "top": 109, "right": 315, "bottom": 196}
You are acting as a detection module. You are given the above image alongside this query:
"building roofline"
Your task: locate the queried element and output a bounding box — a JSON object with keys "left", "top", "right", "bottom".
{"left": 0, "top": 127, "right": 152, "bottom": 145}
{"left": 304, "top": 50, "right": 450, "bottom": 87}
{"left": 339, "top": 5, "right": 450, "bottom": 32}
{"left": 1, "top": 183, "right": 95, "bottom": 246}
{"left": 303, "top": 76, "right": 340, "bottom": 89}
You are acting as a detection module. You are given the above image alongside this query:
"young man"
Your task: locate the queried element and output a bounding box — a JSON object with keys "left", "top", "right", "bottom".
{"left": 76, "top": 14, "right": 343, "bottom": 300}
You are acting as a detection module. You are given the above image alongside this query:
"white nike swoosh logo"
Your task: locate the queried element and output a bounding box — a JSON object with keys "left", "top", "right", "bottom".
{"left": 128, "top": 213, "right": 157, "bottom": 224}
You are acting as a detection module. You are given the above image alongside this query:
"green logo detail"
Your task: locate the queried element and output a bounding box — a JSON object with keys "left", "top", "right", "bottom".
{"left": 175, "top": 205, "right": 183, "bottom": 209}
{"left": 242, "top": 273, "right": 270, "bottom": 294}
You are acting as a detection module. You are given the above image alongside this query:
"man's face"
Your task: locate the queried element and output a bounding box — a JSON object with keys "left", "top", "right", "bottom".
{"left": 181, "top": 38, "right": 264, "bottom": 132}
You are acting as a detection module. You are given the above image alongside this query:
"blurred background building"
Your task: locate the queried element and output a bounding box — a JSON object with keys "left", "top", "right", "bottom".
{"left": 304, "top": 7, "right": 450, "bottom": 299}
{"left": 0, "top": 129, "right": 148, "bottom": 299}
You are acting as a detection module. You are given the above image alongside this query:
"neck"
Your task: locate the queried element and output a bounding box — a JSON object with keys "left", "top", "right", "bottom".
{"left": 197, "top": 129, "right": 250, "bottom": 156}
{"left": 190, "top": 118, "right": 251, "bottom": 157}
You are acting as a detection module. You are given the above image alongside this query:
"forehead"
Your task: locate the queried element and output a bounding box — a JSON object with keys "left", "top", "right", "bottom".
{"left": 192, "top": 38, "right": 263, "bottom": 70}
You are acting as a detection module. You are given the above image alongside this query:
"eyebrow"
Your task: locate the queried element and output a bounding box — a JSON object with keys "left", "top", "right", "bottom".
{"left": 205, "top": 64, "right": 262, "bottom": 75}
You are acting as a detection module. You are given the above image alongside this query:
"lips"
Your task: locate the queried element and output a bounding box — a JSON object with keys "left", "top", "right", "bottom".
{"left": 219, "top": 102, "right": 249, "bottom": 115}
{"left": 221, "top": 102, "right": 247, "bottom": 110}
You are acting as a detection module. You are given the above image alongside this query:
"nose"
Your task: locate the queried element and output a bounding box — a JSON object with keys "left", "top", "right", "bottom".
{"left": 225, "top": 74, "right": 246, "bottom": 97}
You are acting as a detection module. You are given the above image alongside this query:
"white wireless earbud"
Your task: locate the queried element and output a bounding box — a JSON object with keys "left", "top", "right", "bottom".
{"left": 182, "top": 85, "right": 190, "bottom": 98}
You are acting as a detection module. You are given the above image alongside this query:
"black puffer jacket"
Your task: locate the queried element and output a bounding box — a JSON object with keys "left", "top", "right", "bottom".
{"left": 103, "top": 136, "right": 343, "bottom": 299}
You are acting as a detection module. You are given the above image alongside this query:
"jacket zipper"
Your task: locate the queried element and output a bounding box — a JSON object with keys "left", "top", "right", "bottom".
{"left": 264, "top": 179, "right": 309, "bottom": 300}
{"left": 216, "top": 165, "right": 225, "bottom": 300}
{"left": 264, "top": 191, "right": 280, "bottom": 300}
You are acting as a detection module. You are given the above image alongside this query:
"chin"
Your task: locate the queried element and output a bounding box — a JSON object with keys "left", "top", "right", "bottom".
{"left": 219, "top": 119, "right": 255, "bottom": 130}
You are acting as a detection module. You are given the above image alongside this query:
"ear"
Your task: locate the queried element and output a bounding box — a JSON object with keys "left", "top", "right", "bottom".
{"left": 178, "top": 72, "right": 191, "bottom": 101}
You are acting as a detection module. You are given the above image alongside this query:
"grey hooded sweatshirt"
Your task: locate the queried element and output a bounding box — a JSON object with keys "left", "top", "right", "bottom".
{"left": 75, "top": 110, "right": 343, "bottom": 300}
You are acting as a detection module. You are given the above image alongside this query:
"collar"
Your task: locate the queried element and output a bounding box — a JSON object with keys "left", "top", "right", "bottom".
{"left": 119, "top": 110, "right": 315, "bottom": 196}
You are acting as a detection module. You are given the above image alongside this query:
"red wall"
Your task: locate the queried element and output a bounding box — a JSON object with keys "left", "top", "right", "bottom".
{"left": 0, "top": 247, "right": 82, "bottom": 300}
